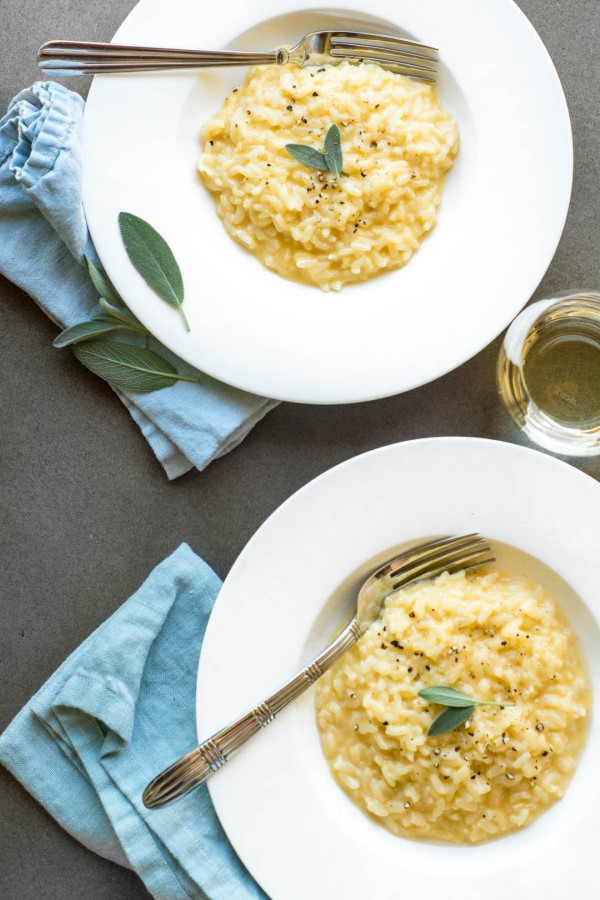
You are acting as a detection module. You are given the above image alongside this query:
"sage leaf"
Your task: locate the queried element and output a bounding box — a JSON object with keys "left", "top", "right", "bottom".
{"left": 53, "top": 320, "right": 122, "bottom": 348}
{"left": 84, "top": 256, "right": 122, "bottom": 305}
{"left": 427, "top": 705, "right": 474, "bottom": 737}
{"left": 98, "top": 298, "right": 137, "bottom": 324}
{"left": 323, "top": 124, "right": 343, "bottom": 176}
{"left": 97, "top": 299, "right": 151, "bottom": 336}
{"left": 72, "top": 338, "right": 198, "bottom": 393}
{"left": 118, "top": 212, "right": 189, "bottom": 332}
{"left": 285, "top": 144, "right": 329, "bottom": 171}
{"left": 418, "top": 686, "right": 478, "bottom": 708}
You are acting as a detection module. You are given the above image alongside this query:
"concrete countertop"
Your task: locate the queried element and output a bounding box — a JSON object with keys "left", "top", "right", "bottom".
{"left": 1, "top": 1, "right": 598, "bottom": 896}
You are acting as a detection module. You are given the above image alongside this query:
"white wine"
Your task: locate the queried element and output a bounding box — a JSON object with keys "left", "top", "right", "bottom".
{"left": 523, "top": 320, "right": 600, "bottom": 429}
{"left": 497, "top": 293, "right": 600, "bottom": 457}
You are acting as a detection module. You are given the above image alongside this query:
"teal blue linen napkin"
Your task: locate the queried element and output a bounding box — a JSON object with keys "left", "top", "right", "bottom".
{"left": 0, "top": 82, "right": 278, "bottom": 480}
{"left": 0, "top": 544, "right": 266, "bottom": 900}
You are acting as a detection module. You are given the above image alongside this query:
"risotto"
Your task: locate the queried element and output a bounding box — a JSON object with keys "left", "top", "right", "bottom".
{"left": 198, "top": 61, "right": 459, "bottom": 290}
{"left": 315, "top": 568, "right": 590, "bottom": 843}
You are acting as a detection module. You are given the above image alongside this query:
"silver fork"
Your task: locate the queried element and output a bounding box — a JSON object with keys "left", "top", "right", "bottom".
{"left": 142, "top": 533, "right": 492, "bottom": 809}
{"left": 38, "top": 31, "right": 438, "bottom": 82}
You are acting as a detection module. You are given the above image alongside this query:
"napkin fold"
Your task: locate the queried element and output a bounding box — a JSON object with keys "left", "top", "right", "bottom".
{"left": 0, "top": 544, "right": 266, "bottom": 900}
{"left": 0, "top": 82, "right": 278, "bottom": 479}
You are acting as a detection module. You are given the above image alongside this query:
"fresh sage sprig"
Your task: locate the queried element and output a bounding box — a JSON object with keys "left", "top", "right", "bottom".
{"left": 418, "top": 686, "right": 514, "bottom": 737}
{"left": 119, "top": 212, "right": 190, "bottom": 332}
{"left": 53, "top": 259, "right": 152, "bottom": 350}
{"left": 286, "top": 124, "right": 343, "bottom": 176}
{"left": 85, "top": 256, "right": 122, "bottom": 305}
{"left": 53, "top": 255, "right": 199, "bottom": 393}
{"left": 53, "top": 319, "right": 128, "bottom": 348}
{"left": 72, "top": 340, "right": 199, "bottom": 393}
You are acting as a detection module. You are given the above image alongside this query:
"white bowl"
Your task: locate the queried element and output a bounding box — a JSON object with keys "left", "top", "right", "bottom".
{"left": 197, "top": 437, "right": 600, "bottom": 900}
{"left": 83, "top": 0, "right": 572, "bottom": 403}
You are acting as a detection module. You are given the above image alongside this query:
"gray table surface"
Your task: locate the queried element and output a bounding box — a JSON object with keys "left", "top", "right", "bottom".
{"left": 1, "top": 1, "right": 599, "bottom": 897}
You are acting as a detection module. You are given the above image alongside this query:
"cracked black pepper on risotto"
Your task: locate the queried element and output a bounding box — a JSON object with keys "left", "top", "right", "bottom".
{"left": 198, "top": 61, "right": 459, "bottom": 290}
{"left": 315, "top": 568, "right": 590, "bottom": 843}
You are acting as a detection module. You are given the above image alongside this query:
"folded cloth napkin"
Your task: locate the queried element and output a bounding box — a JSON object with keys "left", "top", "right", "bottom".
{"left": 0, "top": 544, "right": 267, "bottom": 900}
{"left": 0, "top": 82, "right": 278, "bottom": 479}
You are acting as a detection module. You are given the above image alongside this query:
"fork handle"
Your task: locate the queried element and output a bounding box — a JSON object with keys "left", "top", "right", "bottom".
{"left": 142, "top": 618, "right": 362, "bottom": 809}
{"left": 38, "top": 40, "right": 282, "bottom": 75}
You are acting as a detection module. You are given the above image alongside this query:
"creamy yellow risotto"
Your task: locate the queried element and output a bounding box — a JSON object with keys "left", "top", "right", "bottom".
{"left": 198, "top": 61, "right": 459, "bottom": 290}
{"left": 315, "top": 568, "right": 590, "bottom": 843}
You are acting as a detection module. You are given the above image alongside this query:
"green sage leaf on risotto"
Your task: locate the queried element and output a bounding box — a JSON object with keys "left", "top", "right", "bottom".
{"left": 323, "top": 124, "right": 343, "bottom": 176}
{"left": 418, "top": 686, "right": 478, "bottom": 708}
{"left": 118, "top": 212, "right": 190, "bottom": 332}
{"left": 427, "top": 704, "right": 474, "bottom": 737}
{"left": 71, "top": 338, "right": 199, "bottom": 393}
{"left": 285, "top": 143, "right": 329, "bottom": 171}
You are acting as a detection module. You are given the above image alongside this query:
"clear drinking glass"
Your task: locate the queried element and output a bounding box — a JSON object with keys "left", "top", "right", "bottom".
{"left": 497, "top": 291, "right": 600, "bottom": 456}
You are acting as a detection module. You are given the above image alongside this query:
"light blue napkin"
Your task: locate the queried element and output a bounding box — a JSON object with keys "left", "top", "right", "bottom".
{"left": 0, "top": 82, "right": 278, "bottom": 480}
{"left": 0, "top": 544, "right": 267, "bottom": 900}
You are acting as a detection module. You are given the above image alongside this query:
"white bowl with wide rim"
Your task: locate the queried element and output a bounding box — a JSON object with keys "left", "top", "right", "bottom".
{"left": 196, "top": 437, "right": 600, "bottom": 899}
{"left": 83, "top": 0, "right": 572, "bottom": 403}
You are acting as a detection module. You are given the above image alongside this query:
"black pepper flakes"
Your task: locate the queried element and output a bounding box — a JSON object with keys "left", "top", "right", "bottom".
{"left": 390, "top": 640, "right": 403, "bottom": 649}
{"left": 409, "top": 612, "right": 416, "bottom": 619}
{"left": 286, "top": 105, "right": 293, "bottom": 112}
{"left": 312, "top": 91, "right": 319, "bottom": 97}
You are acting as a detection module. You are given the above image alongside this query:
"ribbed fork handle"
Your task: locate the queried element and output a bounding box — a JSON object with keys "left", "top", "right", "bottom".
{"left": 38, "top": 41, "right": 282, "bottom": 75}
{"left": 142, "top": 618, "right": 362, "bottom": 809}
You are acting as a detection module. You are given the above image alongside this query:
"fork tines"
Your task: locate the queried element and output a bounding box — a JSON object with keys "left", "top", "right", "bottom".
{"left": 380, "top": 534, "right": 494, "bottom": 590}
{"left": 329, "top": 31, "right": 438, "bottom": 82}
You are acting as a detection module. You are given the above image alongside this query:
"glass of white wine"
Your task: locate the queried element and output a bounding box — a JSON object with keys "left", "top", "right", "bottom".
{"left": 497, "top": 291, "right": 600, "bottom": 456}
